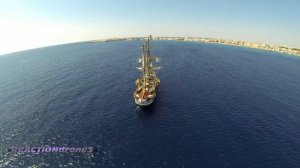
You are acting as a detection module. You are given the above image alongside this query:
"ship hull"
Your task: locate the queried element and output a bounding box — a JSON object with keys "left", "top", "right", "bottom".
{"left": 134, "top": 97, "right": 154, "bottom": 106}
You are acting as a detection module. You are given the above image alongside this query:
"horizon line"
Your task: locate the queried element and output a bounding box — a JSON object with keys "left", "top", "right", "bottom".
{"left": 1, "top": 36, "right": 299, "bottom": 57}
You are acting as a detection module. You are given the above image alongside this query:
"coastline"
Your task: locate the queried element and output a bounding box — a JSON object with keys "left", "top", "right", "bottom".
{"left": 90, "top": 37, "right": 300, "bottom": 57}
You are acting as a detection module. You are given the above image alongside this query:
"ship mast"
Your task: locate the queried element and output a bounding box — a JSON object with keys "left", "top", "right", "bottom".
{"left": 137, "top": 35, "right": 160, "bottom": 78}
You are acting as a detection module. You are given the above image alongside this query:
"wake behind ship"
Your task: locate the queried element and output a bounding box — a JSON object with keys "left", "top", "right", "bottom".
{"left": 133, "top": 35, "right": 161, "bottom": 106}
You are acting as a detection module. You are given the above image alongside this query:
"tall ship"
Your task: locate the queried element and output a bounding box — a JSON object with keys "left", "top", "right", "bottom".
{"left": 134, "top": 35, "right": 161, "bottom": 106}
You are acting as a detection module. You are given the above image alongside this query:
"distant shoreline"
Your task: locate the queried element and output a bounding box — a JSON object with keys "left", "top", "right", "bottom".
{"left": 90, "top": 37, "right": 300, "bottom": 57}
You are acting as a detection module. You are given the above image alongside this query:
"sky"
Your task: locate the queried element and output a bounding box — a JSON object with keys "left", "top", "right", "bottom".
{"left": 0, "top": 0, "right": 300, "bottom": 55}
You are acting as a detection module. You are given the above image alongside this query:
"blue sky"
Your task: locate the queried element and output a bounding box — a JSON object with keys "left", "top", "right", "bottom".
{"left": 0, "top": 0, "right": 299, "bottom": 55}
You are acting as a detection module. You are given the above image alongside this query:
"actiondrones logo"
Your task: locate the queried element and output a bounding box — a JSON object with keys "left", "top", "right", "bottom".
{"left": 7, "top": 146, "right": 97, "bottom": 153}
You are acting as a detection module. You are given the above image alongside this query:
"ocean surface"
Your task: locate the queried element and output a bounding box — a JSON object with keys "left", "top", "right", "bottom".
{"left": 0, "top": 40, "right": 300, "bottom": 168}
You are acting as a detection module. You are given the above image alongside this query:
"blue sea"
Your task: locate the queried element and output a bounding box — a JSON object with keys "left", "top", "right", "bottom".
{"left": 0, "top": 40, "right": 300, "bottom": 168}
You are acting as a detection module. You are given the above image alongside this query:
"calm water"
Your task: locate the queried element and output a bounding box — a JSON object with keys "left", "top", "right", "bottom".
{"left": 0, "top": 40, "right": 300, "bottom": 168}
